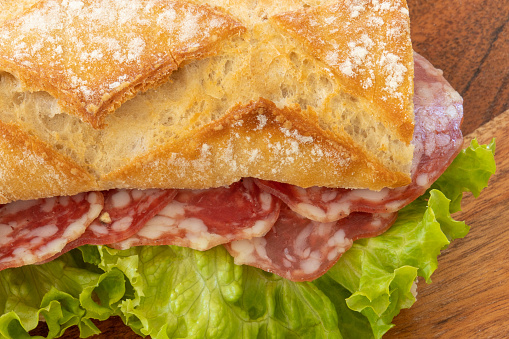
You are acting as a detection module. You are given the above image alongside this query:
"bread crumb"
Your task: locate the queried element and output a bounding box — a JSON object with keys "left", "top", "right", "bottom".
{"left": 99, "top": 212, "right": 112, "bottom": 224}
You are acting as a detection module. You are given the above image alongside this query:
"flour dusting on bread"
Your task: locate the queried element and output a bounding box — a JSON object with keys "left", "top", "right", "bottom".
{"left": 0, "top": 0, "right": 414, "bottom": 203}
{"left": 0, "top": 0, "right": 245, "bottom": 127}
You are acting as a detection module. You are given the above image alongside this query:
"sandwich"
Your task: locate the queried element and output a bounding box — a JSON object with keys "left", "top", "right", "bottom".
{"left": 0, "top": 0, "right": 496, "bottom": 338}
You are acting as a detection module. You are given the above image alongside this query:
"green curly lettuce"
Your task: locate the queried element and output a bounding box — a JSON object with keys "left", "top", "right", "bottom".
{"left": 0, "top": 139, "right": 495, "bottom": 338}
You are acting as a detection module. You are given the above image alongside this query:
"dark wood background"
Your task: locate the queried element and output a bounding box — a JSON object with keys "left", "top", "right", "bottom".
{"left": 32, "top": 0, "right": 509, "bottom": 337}
{"left": 389, "top": 1, "right": 509, "bottom": 337}
{"left": 408, "top": 0, "right": 508, "bottom": 136}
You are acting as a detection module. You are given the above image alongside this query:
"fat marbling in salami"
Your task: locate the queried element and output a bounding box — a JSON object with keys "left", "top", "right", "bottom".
{"left": 225, "top": 205, "right": 397, "bottom": 281}
{"left": 112, "top": 178, "right": 280, "bottom": 251}
{"left": 0, "top": 192, "right": 103, "bottom": 270}
{"left": 56, "top": 189, "right": 177, "bottom": 256}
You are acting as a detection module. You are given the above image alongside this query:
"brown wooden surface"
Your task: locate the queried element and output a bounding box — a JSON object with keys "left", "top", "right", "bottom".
{"left": 388, "top": 109, "right": 508, "bottom": 339}
{"left": 389, "top": 1, "right": 509, "bottom": 337}
{"left": 408, "top": 0, "right": 509, "bottom": 135}
{"left": 31, "top": 0, "right": 509, "bottom": 338}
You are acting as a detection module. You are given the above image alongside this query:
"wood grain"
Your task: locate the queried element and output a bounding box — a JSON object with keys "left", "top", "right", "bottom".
{"left": 408, "top": 0, "right": 509, "bottom": 135}
{"left": 388, "top": 110, "right": 509, "bottom": 338}
{"left": 30, "top": 1, "right": 509, "bottom": 338}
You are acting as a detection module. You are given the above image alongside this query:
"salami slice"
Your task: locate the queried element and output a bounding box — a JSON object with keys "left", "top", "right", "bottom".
{"left": 255, "top": 52, "right": 464, "bottom": 222}
{"left": 59, "top": 189, "right": 176, "bottom": 251}
{"left": 225, "top": 205, "right": 397, "bottom": 281}
{"left": 0, "top": 192, "right": 103, "bottom": 270}
{"left": 112, "top": 178, "right": 280, "bottom": 251}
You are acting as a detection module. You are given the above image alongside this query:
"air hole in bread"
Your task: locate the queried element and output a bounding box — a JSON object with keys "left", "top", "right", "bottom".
{"left": 223, "top": 59, "right": 233, "bottom": 75}
{"left": 289, "top": 51, "right": 301, "bottom": 67}
{"left": 319, "top": 76, "right": 333, "bottom": 93}
{"left": 12, "top": 92, "right": 24, "bottom": 106}
{"left": 280, "top": 83, "right": 294, "bottom": 99}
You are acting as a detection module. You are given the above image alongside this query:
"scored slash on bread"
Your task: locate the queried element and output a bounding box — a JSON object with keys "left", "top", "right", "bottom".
{"left": 0, "top": 0, "right": 415, "bottom": 203}
{"left": 0, "top": 121, "right": 97, "bottom": 202}
{"left": 106, "top": 98, "right": 411, "bottom": 191}
{"left": 0, "top": 0, "right": 246, "bottom": 128}
{"left": 273, "top": 1, "right": 414, "bottom": 144}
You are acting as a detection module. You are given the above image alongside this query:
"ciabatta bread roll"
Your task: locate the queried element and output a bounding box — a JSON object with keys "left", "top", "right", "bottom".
{"left": 0, "top": 0, "right": 414, "bottom": 203}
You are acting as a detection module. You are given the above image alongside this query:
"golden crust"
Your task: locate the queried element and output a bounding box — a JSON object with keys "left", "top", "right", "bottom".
{"left": 0, "top": 121, "right": 98, "bottom": 203}
{"left": 273, "top": 0, "right": 414, "bottom": 143}
{"left": 0, "top": 0, "right": 415, "bottom": 202}
{"left": 104, "top": 98, "right": 410, "bottom": 190}
{"left": 0, "top": 0, "right": 245, "bottom": 128}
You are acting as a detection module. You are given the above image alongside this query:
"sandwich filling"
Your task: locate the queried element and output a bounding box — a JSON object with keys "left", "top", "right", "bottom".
{"left": 0, "top": 53, "right": 463, "bottom": 281}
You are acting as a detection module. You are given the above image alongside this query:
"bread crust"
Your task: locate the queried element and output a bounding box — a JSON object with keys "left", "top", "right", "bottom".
{"left": 0, "top": 0, "right": 245, "bottom": 128}
{"left": 273, "top": 0, "right": 414, "bottom": 144}
{"left": 0, "top": 121, "right": 98, "bottom": 203}
{"left": 0, "top": 0, "right": 415, "bottom": 203}
{"left": 105, "top": 98, "right": 410, "bottom": 190}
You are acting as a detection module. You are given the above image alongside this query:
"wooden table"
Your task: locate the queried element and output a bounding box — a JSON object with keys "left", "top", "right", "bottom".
{"left": 34, "top": 0, "right": 509, "bottom": 337}
{"left": 388, "top": 1, "right": 509, "bottom": 337}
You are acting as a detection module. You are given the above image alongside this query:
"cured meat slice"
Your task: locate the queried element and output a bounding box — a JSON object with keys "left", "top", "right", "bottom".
{"left": 0, "top": 192, "right": 103, "bottom": 270}
{"left": 112, "top": 178, "right": 280, "bottom": 251}
{"left": 60, "top": 189, "right": 177, "bottom": 251}
{"left": 225, "top": 205, "right": 397, "bottom": 281}
{"left": 255, "top": 52, "right": 464, "bottom": 222}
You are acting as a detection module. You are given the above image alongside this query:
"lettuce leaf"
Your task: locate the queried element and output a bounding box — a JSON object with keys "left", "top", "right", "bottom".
{"left": 432, "top": 139, "right": 496, "bottom": 213}
{"left": 322, "top": 190, "right": 460, "bottom": 338}
{"left": 0, "top": 140, "right": 495, "bottom": 338}
{"left": 91, "top": 245, "right": 343, "bottom": 338}
{"left": 0, "top": 252, "right": 122, "bottom": 338}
